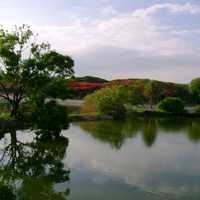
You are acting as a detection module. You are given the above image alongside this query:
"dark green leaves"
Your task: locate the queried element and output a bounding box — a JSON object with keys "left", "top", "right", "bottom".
{"left": 0, "top": 25, "right": 74, "bottom": 117}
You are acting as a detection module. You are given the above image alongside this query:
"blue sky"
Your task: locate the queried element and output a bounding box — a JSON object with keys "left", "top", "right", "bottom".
{"left": 0, "top": 0, "right": 200, "bottom": 82}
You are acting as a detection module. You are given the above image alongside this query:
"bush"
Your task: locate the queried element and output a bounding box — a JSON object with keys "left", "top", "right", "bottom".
{"left": 82, "top": 85, "right": 144, "bottom": 118}
{"left": 34, "top": 100, "right": 69, "bottom": 134}
{"left": 82, "top": 86, "right": 124, "bottom": 118}
{"left": 0, "top": 101, "right": 11, "bottom": 113}
{"left": 194, "top": 105, "right": 200, "bottom": 114}
{"left": 157, "top": 97, "right": 184, "bottom": 113}
{"left": 18, "top": 99, "right": 69, "bottom": 136}
{"left": 0, "top": 184, "right": 15, "bottom": 200}
{"left": 190, "top": 78, "right": 200, "bottom": 103}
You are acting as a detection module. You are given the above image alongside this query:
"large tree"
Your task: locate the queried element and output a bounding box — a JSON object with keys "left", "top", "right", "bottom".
{"left": 190, "top": 77, "right": 200, "bottom": 103}
{"left": 0, "top": 25, "right": 74, "bottom": 117}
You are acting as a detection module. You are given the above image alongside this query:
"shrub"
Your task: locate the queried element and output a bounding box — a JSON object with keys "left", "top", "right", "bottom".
{"left": 18, "top": 99, "right": 69, "bottom": 136}
{"left": 82, "top": 85, "right": 144, "bottom": 118}
{"left": 34, "top": 100, "right": 69, "bottom": 134}
{"left": 0, "top": 101, "right": 11, "bottom": 112}
{"left": 0, "top": 184, "right": 16, "bottom": 200}
{"left": 157, "top": 97, "right": 184, "bottom": 113}
{"left": 194, "top": 105, "right": 200, "bottom": 114}
{"left": 81, "top": 86, "right": 124, "bottom": 118}
{"left": 190, "top": 78, "right": 200, "bottom": 103}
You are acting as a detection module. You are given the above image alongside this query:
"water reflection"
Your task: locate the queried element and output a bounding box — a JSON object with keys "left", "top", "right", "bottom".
{"left": 0, "top": 127, "right": 70, "bottom": 200}
{"left": 188, "top": 121, "right": 200, "bottom": 143}
{"left": 79, "top": 117, "right": 200, "bottom": 149}
{"left": 65, "top": 118, "right": 200, "bottom": 199}
{"left": 0, "top": 117, "right": 200, "bottom": 199}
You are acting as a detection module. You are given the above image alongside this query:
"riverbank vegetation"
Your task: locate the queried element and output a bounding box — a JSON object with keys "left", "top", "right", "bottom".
{"left": 81, "top": 85, "right": 144, "bottom": 118}
{"left": 80, "top": 78, "right": 200, "bottom": 119}
{"left": 157, "top": 97, "right": 184, "bottom": 113}
{"left": 0, "top": 25, "right": 200, "bottom": 124}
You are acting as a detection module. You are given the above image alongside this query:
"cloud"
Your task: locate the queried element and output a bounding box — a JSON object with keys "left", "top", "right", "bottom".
{"left": 101, "top": 6, "right": 119, "bottom": 16}
{"left": 133, "top": 3, "right": 200, "bottom": 17}
{"left": 169, "top": 29, "right": 200, "bottom": 35}
{"left": 74, "top": 46, "right": 200, "bottom": 83}
{"left": 1, "top": 2, "right": 200, "bottom": 82}
{"left": 35, "top": 4, "right": 196, "bottom": 56}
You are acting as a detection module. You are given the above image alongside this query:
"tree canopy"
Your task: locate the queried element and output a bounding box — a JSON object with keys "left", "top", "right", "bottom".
{"left": 157, "top": 97, "right": 184, "bottom": 113}
{"left": 190, "top": 77, "right": 200, "bottom": 103}
{"left": 0, "top": 25, "right": 74, "bottom": 117}
{"left": 82, "top": 85, "right": 144, "bottom": 118}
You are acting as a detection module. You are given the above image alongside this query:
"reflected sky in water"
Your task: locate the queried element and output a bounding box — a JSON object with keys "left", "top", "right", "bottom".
{"left": 62, "top": 118, "right": 200, "bottom": 200}
{"left": 0, "top": 117, "right": 200, "bottom": 199}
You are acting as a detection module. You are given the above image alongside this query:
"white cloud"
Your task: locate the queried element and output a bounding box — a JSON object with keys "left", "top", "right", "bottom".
{"left": 3, "top": 3, "right": 199, "bottom": 57}
{"left": 169, "top": 3, "right": 200, "bottom": 14}
{"left": 169, "top": 29, "right": 200, "bottom": 35}
{"left": 101, "top": 6, "right": 118, "bottom": 16}
{"left": 1, "top": 3, "right": 200, "bottom": 82}
{"left": 132, "top": 3, "right": 200, "bottom": 17}
{"left": 74, "top": 46, "right": 200, "bottom": 83}
{"left": 35, "top": 5, "right": 195, "bottom": 56}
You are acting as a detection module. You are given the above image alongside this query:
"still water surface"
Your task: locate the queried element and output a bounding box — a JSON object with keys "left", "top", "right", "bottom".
{"left": 0, "top": 117, "right": 200, "bottom": 199}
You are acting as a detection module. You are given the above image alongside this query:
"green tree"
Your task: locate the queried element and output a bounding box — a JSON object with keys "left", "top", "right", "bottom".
{"left": 82, "top": 85, "right": 143, "bottom": 118}
{"left": 125, "top": 86, "right": 145, "bottom": 106}
{"left": 157, "top": 97, "right": 184, "bottom": 113}
{"left": 0, "top": 184, "right": 16, "bottom": 200}
{"left": 144, "top": 80, "right": 163, "bottom": 108}
{"left": 0, "top": 25, "right": 74, "bottom": 117}
{"left": 33, "top": 100, "right": 69, "bottom": 137}
{"left": 190, "top": 77, "right": 200, "bottom": 103}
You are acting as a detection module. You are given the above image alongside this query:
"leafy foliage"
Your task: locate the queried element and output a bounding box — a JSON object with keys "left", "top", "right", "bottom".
{"left": 194, "top": 105, "right": 200, "bottom": 114}
{"left": 82, "top": 86, "right": 125, "bottom": 118}
{"left": 82, "top": 85, "right": 144, "bottom": 118}
{"left": 18, "top": 99, "right": 69, "bottom": 138}
{"left": 190, "top": 78, "right": 200, "bottom": 103}
{"left": 0, "top": 25, "right": 74, "bottom": 117}
{"left": 157, "top": 97, "right": 184, "bottom": 113}
{"left": 69, "top": 78, "right": 192, "bottom": 104}
{"left": 72, "top": 76, "right": 108, "bottom": 83}
{"left": 0, "top": 184, "right": 16, "bottom": 200}
{"left": 33, "top": 100, "right": 69, "bottom": 137}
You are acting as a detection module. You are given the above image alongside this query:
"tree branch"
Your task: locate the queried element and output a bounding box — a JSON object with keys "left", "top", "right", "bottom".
{"left": 0, "top": 82, "right": 13, "bottom": 103}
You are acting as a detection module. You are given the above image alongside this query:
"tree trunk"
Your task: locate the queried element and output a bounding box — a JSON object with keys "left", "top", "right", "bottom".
{"left": 149, "top": 95, "right": 153, "bottom": 109}
{"left": 10, "top": 102, "right": 19, "bottom": 118}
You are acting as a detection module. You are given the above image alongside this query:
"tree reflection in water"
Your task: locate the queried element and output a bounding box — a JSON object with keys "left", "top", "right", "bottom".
{"left": 0, "top": 116, "right": 200, "bottom": 199}
{"left": 142, "top": 118, "right": 157, "bottom": 147}
{"left": 188, "top": 121, "right": 200, "bottom": 143}
{"left": 0, "top": 124, "right": 70, "bottom": 200}
{"left": 79, "top": 117, "right": 200, "bottom": 149}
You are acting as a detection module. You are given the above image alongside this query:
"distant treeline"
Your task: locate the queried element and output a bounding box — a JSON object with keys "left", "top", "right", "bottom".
{"left": 0, "top": 75, "right": 198, "bottom": 105}
{"left": 68, "top": 76, "right": 195, "bottom": 104}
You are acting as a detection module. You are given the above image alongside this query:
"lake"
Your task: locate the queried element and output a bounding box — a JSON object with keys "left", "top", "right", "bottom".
{"left": 0, "top": 117, "right": 200, "bottom": 199}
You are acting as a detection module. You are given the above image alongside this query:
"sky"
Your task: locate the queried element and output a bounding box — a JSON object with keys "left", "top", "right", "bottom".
{"left": 0, "top": 0, "right": 200, "bottom": 83}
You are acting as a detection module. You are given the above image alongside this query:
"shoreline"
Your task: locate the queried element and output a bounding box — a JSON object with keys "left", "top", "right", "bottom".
{"left": 0, "top": 110, "right": 199, "bottom": 125}
{"left": 69, "top": 110, "right": 200, "bottom": 122}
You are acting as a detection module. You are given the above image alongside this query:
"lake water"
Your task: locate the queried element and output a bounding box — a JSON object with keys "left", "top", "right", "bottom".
{"left": 0, "top": 117, "right": 200, "bottom": 199}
